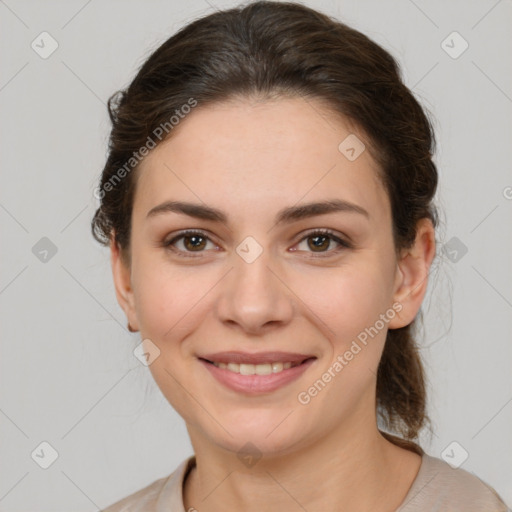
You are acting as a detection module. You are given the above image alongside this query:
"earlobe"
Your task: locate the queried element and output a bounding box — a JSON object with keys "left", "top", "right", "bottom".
{"left": 388, "top": 218, "right": 436, "bottom": 329}
{"left": 110, "top": 235, "right": 138, "bottom": 331}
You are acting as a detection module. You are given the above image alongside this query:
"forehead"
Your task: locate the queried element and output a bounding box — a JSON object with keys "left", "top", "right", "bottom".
{"left": 133, "top": 96, "right": 389, "bottom": 224}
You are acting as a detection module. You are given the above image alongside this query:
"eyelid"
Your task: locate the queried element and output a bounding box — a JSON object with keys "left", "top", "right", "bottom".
{"left": 164, "top": 228, "right": 215, "bottom": 245}
{"left": 296, "top": 227, "right": 352, "bottom": 245}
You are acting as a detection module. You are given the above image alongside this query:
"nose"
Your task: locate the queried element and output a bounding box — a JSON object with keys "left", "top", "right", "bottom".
{"left": 215, "top": 247, "right": 295, "bottom": 335}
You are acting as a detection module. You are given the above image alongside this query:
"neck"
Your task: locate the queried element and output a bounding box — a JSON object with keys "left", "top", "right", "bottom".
{"left": 183, "top": 414, "right": 422, "bottom": 512}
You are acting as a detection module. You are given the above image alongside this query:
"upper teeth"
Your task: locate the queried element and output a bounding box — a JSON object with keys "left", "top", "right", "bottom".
{"left": 213, "top": 361, "right": 294, "bottom": 375}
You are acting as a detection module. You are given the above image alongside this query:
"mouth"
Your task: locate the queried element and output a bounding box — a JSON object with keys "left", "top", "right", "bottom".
{"left": 204, "top": 359, "right": 306, "bottom": 374}
{"left": 198, "top": 352, "right": 317, "bottom": 394}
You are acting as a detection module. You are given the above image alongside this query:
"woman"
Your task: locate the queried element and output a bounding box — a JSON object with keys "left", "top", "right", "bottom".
{"left": 92, "top": 2, "right": 509, "bottom": 510}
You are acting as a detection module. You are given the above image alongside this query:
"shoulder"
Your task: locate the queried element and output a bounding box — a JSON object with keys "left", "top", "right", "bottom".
{"left": 100, "top": 456, "right": 195, "bottom": 512}
{"left": 100, "top": 475, "right": 169, "bottom": 512}
{"left": 398, "top": 453, "right": 510, "bottom": 512}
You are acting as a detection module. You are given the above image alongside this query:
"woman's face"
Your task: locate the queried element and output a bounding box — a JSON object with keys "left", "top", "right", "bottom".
{"left": 112, "top": 96, "right": 428, "bottom": 456}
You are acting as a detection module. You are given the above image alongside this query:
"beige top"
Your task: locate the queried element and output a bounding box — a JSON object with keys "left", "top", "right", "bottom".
{"left": 101, "top": 453, "right": 510, "bottom": 511}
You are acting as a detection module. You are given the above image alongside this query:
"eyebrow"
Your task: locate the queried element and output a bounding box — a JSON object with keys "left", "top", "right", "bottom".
{"left": 146, "top": 199, "right": 369, "bottom": 225}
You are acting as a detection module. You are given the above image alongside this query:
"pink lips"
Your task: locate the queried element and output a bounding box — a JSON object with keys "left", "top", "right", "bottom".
{"left": 199, "top": 351, "right": 316, "bottom": 395}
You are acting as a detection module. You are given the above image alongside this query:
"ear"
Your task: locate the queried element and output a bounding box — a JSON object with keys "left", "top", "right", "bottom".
{"left": 110, "top": 235, "right": 138, "bottom": 331}
{"left": 388, "top": 218, "right": 436, "bottom": 329}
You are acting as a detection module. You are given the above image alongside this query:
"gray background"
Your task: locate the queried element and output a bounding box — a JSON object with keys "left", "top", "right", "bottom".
{"left": 1, "top": 0, "right": 511, "bottom": 510}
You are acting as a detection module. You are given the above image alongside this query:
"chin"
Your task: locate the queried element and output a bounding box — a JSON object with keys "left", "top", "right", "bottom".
{"left": 194, "top": 408, "right": 316, "bottom": 458}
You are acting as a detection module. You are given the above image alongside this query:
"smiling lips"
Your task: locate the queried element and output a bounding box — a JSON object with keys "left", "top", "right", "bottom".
{"left": 199, "top": 351, "right": 316, "bottom": 394}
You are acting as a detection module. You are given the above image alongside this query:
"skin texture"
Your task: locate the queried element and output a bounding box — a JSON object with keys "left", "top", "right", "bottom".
{"left": 110, "top": 96, "right": 436, "bottom": 511}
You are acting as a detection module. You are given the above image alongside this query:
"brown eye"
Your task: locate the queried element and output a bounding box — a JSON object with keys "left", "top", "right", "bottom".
{"left": 294, "top": 229, "right": 351, "bottom": 257}
{"left": 164, "top": 230, "right": 216, "bottom": 256}
{"left": 307, "top": 234, "right": 332, "bottom": 252}
{"left": 182, "top": 233, "right": 207, "bottom": 251}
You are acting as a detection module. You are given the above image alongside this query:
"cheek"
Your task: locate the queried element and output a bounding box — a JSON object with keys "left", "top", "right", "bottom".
{"left": 131, "top": 265, "right": 212, "bottom": 423}
{"left": 294, "top": 262, "right": 393, "bottom": 347}
{"left": 131, "top": 259, "right": 202, "bottom": 342}
{"left": 298, "top": 269, "right": 393, "bottom": 400}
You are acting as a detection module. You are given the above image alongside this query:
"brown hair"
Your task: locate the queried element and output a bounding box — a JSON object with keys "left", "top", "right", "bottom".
{"left": 91, "top": 1, "right": 438, "bottom": 446}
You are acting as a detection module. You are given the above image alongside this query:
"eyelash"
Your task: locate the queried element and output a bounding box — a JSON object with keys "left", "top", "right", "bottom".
{"left": 162, "top": 229, "right": 352, "bottom": 259}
